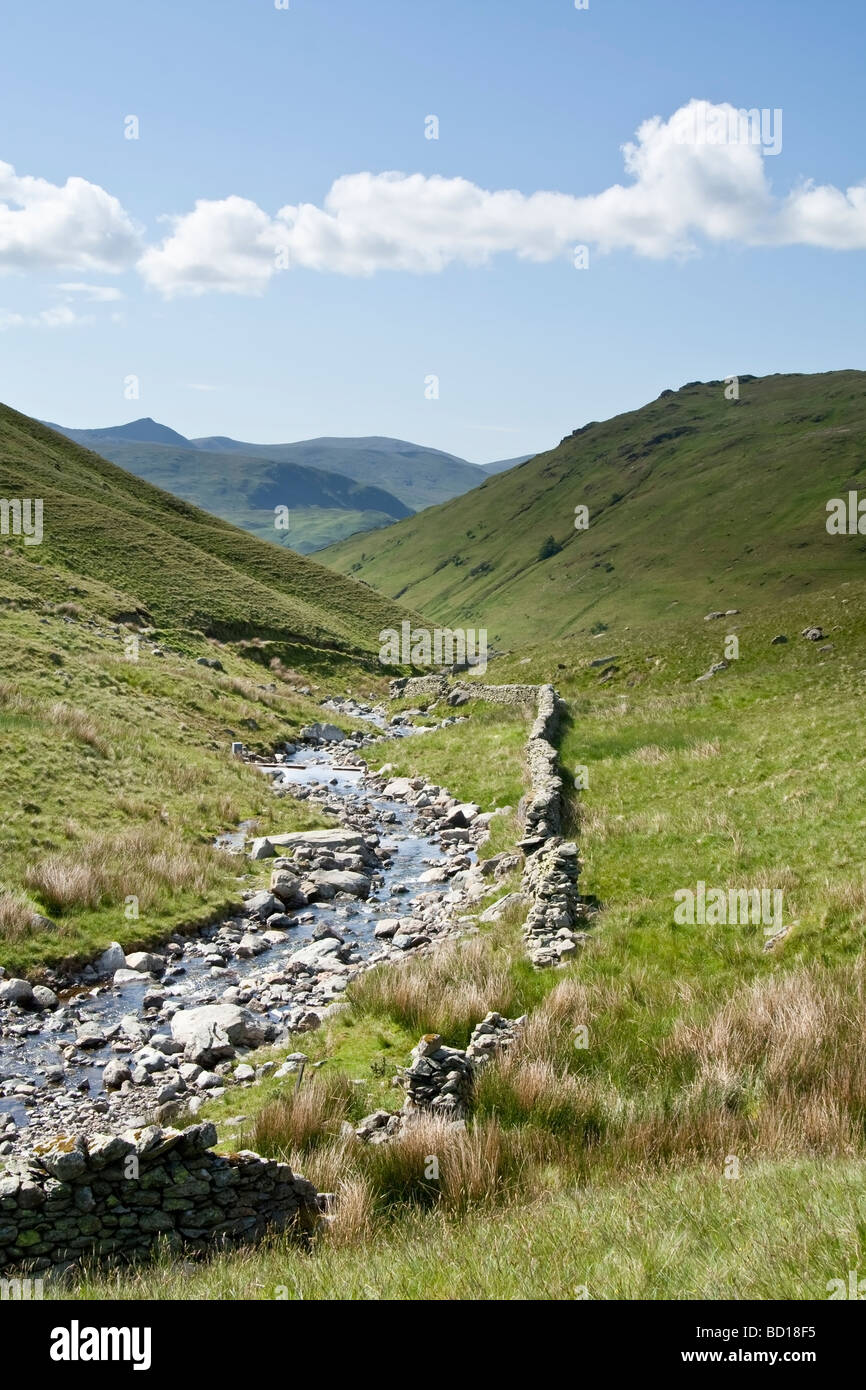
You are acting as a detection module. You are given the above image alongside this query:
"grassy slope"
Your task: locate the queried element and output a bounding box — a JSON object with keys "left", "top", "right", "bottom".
{"left": 190, "top": 434, "right": 487, "bottom": 513}
{"left": 321, "top": 370, "right": 866, "bottom": 646}
{"left": 0, "top": 405, "right": 412, "bottom": 974}
{"left": 0, "top": 404, "right": 409, "bottom": 652}
{"left": 62, "top": 579, "right": 866, "bottom": 1298}
{"left": 0, "top": 604, "right": 362, "bottom": 974}
{"left": 66, "top": 438, "right": 412, "bottom": 555}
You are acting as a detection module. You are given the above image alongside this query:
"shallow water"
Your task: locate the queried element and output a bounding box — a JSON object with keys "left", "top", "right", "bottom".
{"left": 0, "top": 736, "right": 461, "bottom": 1127}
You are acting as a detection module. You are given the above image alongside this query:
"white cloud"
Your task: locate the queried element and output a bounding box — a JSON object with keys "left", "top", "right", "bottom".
{"left": 137, "top": 195, "right": 279, "bottom": 296}
{"left": 5, "top": 101, "right": 866, "bottom": 299}
{"left": 0, "top": 161, "right": 140, "bottom": 273}
{"left": 56, "top": 281, "right": 125, "bottom": 301}
{"left": 0, "top": 304, "right": 92, "bottom": 330}
{"left": 137, "top": 100, "right": 866, "bottom": 296}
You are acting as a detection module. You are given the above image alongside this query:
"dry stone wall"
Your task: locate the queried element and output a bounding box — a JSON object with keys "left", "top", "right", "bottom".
{"left": 0, "top": 1121, "right": 320, "bottom": 1274}
{"left": 389, "top": 675, "right": 585, "bottom": 966}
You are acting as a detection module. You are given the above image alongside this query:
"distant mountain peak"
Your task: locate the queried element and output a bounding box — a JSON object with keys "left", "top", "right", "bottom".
{"left": 45, "top": 417, "right": 192, "bottom": 448}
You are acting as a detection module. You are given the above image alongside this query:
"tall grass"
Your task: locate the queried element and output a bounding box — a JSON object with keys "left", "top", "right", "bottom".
{"left": 24, "top": 827, "right": 225, "bottom": 915}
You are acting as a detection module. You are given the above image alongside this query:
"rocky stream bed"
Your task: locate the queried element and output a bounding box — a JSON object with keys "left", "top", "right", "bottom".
{"left": 0, "top": 698, "right": 517, "bottom": 1158}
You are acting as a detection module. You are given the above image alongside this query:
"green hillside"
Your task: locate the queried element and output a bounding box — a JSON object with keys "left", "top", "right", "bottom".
{"left": 0, "top": 405, "right": 408, "bottom": 653}
{"left": 191, "top": 433, "right": 487, "bottom": 512}
{"left": 0, "top": 404, "right": 411, "bottom": 972}
{"left": 90, "top": 438, "right": 411, "bottom": 554}
{"left": 321, "top": 371, "right": 866, "bottom": 646}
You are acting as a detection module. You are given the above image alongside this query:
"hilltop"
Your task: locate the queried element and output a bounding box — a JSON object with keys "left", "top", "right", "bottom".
{"left": 45, "top": 419, "right": 529, "bottom": 552}
{"left": 320, "top": 371, "right": 866, "bottom": 646}
{"left": 1, "top": 405, "right": 408, "bottom": 655}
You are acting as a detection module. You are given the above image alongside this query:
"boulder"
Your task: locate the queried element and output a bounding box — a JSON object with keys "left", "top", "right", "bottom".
{"left": 102, "top": 1058, "right": 132, "bottom": 1090}
{"left": 31, "top": 985, "right": 59, "bottom": 1011}
{"left": 266, "top": 829, "right": 366, "bottom": 853}
{"left": 290, "top": 937, "right": 342, "bottom": 969}
{"left": 479, "top": 892, "right": 530, "bottom": 923}
{"left": 244, "top": 891, "right": 283, "bottom": 921}
{"left": 382, "top": 778, "right": 415, "bottom": 798}
{"left": 95, "top": 941, "right": 126, "bottom": 976}
{"left": 0, "top": 978, "right": 34, "bottom": 1007}
{"left": 124, "top": 951, "right": 165, "bottom": 975}
{"left": 308, "top": 722, "right": 347, "bottom": 742}
{"left": 269, "top": 870, "right": 307, "bottom": 906}
{"left": 309, "top": 869, "right": 370, "bottom": 899}
{"left": 170, "top": 1004, "right": 271, "bottom": 1065}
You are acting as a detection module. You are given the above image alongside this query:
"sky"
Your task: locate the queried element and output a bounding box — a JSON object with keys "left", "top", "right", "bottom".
{"left": 0, "top": 0, "right": 864, "bottom": 462}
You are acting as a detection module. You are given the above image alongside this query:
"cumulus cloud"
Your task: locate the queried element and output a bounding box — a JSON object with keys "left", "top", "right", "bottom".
{"left": 0, "top": 161, "right": 140, "bottom": 273}
{"left": 137, "top": 195, "right": 280, "bottom": 296}
{"left": 137, "top": 100, "right": 866, "bottom": 297}
{"left": 5, "top": 101, "right": 866, "bottom": 299}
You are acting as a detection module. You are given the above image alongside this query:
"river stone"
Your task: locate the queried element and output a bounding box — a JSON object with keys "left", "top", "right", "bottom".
{"left": 267, "top": 829, "right": 366, "bottom": 853}
{"left": 301, "top": 721, "right": 346, "bottom": 742}
{"left": 373, "top": 917, "right": 402, "bottom": 938}
{"left": 31, "top": 985, "right": 59, "bottom": 1011}
{"left": 114, "top": 968, "right": 145, "bottom": 985}
{"left": 290, "top": 937, "right": 342, "bottom": 969}
{"left": 170, "top": 1004, "right": 270, "bottom": 1065}
{"left": 95, "top": 941, "right": 126, "bottom": 976}
{"left": 479, "top": 892, "right": 531, "bottom": 923}
{"left": 102, "top": 1058, "right": 132, "bottom": 1090}
{"left": 269, "top": 870, "right": 307, "bottom": 906}
{"left": 440, "top": 802, "right": 480, "bottom": 829}
{"left": 0, "top": 978, "right": 34, "bottom": 1007}
{"left": 124, "top": 951, "right": 165, "bottom": 975}
{"left": 76, "top": 1023, "right": 108, "bottom": 1049}
{"left": 308, "top": 869, "right": 370, "bottom": 899}
{"left": 244, "top": 891, "right": 282, "bottom": 921}
{"left": 382, "top": 778, "right": 414, "bottom": 798}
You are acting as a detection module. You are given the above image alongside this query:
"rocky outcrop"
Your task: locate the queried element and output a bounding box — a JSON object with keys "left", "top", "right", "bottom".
{"left": 0, "top": 1121, "right": 320, "bottom": 1274}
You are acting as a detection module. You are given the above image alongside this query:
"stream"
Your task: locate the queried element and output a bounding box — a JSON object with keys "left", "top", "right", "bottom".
{"left": 0, "top": 703, "right": 478, "bottom": 1150}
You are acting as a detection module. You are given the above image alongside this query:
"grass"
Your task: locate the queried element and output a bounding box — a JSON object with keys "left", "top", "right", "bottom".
{"left": 321, "top": 369, "right": 866, "bottom": 646}
{"left": 0, "top": 401, "right": 411, "bottom": 651}
{"left": 60, "top": 1159, "right": 866, "bottom": 1300}
{"left": 4, "top": 391, "right": 866, "bottom": 1299}
{"left": 0, "top": 604, "right": 341, "bottom": 974}
{"left": 47, "top": 572, "right": 866, "bottom": 1298}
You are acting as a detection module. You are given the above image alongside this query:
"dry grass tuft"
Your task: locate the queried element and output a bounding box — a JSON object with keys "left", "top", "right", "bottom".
{"left": 24, "top": 827, "right": 223, "bottom": 915}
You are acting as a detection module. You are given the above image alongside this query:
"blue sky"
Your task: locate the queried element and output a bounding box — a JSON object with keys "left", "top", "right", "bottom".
{"left": 0, "top": 0, "right": 864, "bottom": 460}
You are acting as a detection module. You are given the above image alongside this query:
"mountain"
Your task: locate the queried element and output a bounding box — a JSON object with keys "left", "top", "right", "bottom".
{"left": 47, "top": 417, "right": 193, "bottom": 449}
{"left": 1, "top": 405, "right": 409, "bottom": 654}
{"left": 190, "top": 434, "right": 487, "bottom": 513}
{"left": 320, "top": 370, "right": 866, "bottom": 647}
{"left": 44, "top": 422, "right": 414, "bottom": 554}
{"left": 479, "top": 454, "right": 535, "bottom": 474}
